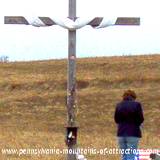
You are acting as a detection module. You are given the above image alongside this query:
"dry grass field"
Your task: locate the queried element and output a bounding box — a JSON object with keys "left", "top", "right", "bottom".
{"left": 0, "top": 54, "right": 160, "bottom": 160}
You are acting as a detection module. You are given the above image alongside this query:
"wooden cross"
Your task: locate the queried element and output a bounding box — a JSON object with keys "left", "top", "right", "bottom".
{"left": 4, "top": 0, "right": 140, "bottom": 159}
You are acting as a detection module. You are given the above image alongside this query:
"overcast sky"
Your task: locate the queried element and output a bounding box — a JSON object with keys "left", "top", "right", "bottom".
{"left": 0, "top": 0, "right": 160, "bottom": 61}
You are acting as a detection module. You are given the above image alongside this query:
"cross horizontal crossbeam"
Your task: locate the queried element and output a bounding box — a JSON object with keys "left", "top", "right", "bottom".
{"left": 4, "top": 16, "right": 140, "bottom": 26}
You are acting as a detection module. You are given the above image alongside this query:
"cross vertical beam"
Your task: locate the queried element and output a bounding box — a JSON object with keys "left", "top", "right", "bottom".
{"left": 67, "top": 0, "right": 77, "bottom": 160}
{"left": 68, "top": 0, "right": 76, "bottom": 127}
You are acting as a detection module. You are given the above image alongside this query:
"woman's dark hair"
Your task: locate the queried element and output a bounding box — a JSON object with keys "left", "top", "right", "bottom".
{"left": 123, "top": 90, "right": 137, "bottom": 100}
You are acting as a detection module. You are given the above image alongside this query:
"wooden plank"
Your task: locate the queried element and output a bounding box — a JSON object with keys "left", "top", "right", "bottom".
{"left": 67, "top": 0, "right": 77, "bottom": 160}
{"left": 4, "top": 16, "right": 140, "bottom": 26}
{"left": 4, "top": 16, "right": 29, "bottom": 25}
{"left": 88, "top": 17, "right": 103, "bottom": 27}
{"left": 39, "top": 17, "right": 56, "bottom": 26}
{"left": 88, "top": 17, "right": 140, "bottom": 26}
{"left": 115, "top": 17, "right": 140, "bottom": 25}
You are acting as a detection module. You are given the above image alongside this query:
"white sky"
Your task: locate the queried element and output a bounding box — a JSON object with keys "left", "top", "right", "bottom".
{"left": 0, "top": 0, "right": 160, "bottom": 61}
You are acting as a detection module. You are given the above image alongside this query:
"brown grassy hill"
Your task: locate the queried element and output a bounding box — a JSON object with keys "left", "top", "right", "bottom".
{"left": 0, "top": 54, "right": 160, "bottom": 160}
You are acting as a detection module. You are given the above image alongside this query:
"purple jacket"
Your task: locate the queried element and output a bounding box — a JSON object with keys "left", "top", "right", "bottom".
{"left": 114, "top": 96, "right": 144, "bottom": 138}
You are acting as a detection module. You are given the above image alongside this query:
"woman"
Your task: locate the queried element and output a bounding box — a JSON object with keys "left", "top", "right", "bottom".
{"left": 114, "top": 90, "right": 144, "bottom": 160}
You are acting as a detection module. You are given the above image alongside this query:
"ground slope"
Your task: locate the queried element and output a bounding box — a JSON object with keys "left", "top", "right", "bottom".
{"left": 0, "top": 55, "right": 159, "bottom": 160}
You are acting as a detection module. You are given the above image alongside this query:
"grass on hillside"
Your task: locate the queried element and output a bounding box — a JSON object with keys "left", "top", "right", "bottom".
{"left": 0, "top": 55, "right": 160, "bottom": 160}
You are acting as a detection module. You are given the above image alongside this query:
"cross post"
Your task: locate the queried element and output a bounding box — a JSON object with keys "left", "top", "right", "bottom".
{"left": 66, "top": 0, "right": 78, "bottom": 160}
{"left": 68, "top": 0, "right": 76, "bottom": 127}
